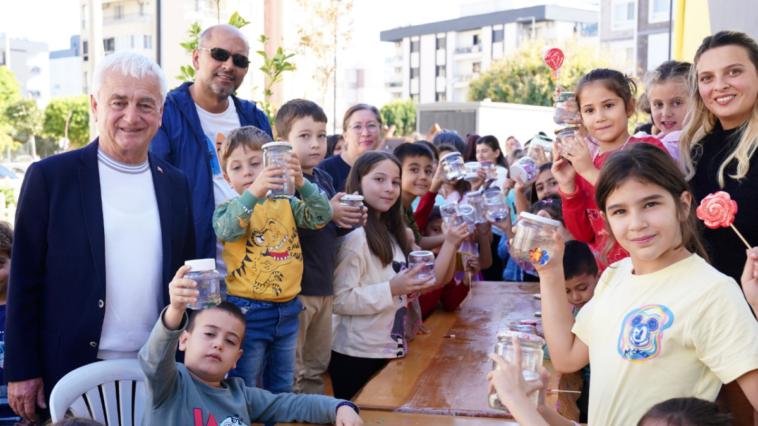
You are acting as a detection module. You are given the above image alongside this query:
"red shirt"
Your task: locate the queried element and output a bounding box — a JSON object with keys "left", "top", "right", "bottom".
{"left": 561, "top": 137, "right": 668, "bottom": 269}
{"left": 418, "top": 279, "right": 470, "bottom": 319}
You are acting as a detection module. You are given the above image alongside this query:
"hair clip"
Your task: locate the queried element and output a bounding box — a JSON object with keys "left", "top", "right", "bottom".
{"left": 542, "top": 199, "right": 554, "bottom": 204}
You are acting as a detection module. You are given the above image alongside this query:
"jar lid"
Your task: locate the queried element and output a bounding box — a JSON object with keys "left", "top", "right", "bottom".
{"left": 520, "top": 212, "right": 561, "bottom": 227}
{"left": 479, "top": 160, "right": 493, "bottom": 165}
{"left": 439, "top": 151, "right": 462, "bottom": 162}
{"left": 496, "top": 330, "right": 545, "bottom": 345}
{"left": 464, "top": 161, "right": 482, "bottom": 168}
{"left": 410, "top": 250, "right": 434, "bottom": 257}
{"left": 554, "top": 125, "right": 580, "bottom": 135}
{"left": 467, "top": 190, "right": 483, "bottom": 198}
{"left": 459, "top": 204, "right": 475, "bottom": 214}
{"left": 185, "top": 258, "right": 216, "bottom": 271}
{"left": 556, "top": 91, "right": 575, "bottom": 101}
{"left": 340, "top": 194, "right": 364, "bottom": 201}
{"left": 262, "top": 142, "right": 293, "bottom": 150}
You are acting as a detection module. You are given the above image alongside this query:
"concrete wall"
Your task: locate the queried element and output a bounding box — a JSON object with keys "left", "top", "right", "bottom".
{"left": 708, "top": 0, "right": 758, "bottom": 43}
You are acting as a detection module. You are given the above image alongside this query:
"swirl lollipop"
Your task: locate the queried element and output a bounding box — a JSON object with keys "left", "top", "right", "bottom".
{"left": 696, "top": 191, "right": 751, "bottom": 248}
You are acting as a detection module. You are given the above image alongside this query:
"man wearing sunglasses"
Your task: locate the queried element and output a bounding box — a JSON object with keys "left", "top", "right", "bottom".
{"left": 150, "top": 24, "right": 272, "bottom": 286}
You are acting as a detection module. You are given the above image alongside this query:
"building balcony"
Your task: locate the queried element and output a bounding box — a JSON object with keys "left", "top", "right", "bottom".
{"left": 453, "top": 73, "right": 479, "bottom": 83}
{"left": 385, "top": 56, "right": 403, "bottom": 64}
{"left": 454, "top": 44, "right": 482, "bottom": 54}
{"left": 385, "top": 81, "right": 402, "bottom": 88}
{"left": 103, "top": 14, "right": 153, "bottom": 26}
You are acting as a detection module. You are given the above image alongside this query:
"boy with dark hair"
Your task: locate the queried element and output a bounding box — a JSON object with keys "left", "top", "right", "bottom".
{"left": 138, "top": 266, "right": 363, "bottom": 425}
{"left": 213, "top": 125, "right": 333, "bottom": 401}
{"left": 0, "top": 222, "right": 19, "bottom": 423}
{"left": 562, "top": 241, "right": 600, "bottom": 310}
{"left": 274, "top": 99, "right": 364, "bottom": 395}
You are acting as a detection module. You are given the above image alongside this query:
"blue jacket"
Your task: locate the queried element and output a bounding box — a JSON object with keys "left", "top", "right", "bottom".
{"left": 149, "top": 82, "right": 272, "bottom": 260}
{"left": 5, "top": 140, "right": 196, "bottom": 402}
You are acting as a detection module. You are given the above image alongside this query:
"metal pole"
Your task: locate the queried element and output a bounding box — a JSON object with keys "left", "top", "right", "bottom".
{"left": 156, "top": 0, "right": 161, "bottom": 66}
{"left": 531, "top": 16, "right": 535, "bottom": 41}
{"left": 668, "top": 0, "right": 674, "bottom": 60}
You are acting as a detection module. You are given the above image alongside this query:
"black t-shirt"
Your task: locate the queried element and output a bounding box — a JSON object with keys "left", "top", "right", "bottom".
{"left": 690, "top": 121, "right": 758, "bottom": 284}
{"left": 317, "top": 154, "right": 351, "bottom": 193}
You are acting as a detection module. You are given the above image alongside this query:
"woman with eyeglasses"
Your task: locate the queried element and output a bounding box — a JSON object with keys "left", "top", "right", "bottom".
{"left": 318, "top": 104, "right": 384, "bottom": 193}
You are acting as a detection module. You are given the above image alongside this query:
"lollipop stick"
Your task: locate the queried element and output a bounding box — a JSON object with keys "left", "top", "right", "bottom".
{"left": 730, "top": 224, "right": 752, "bottom": 249}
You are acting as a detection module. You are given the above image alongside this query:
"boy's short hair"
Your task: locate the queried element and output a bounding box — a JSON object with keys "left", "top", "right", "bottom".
{"left": 436, "top": 143, "right": 459, "bottom": 156}
{"left": 0, "top": 221, "right": 12, "bottom": 257}
{"left": 423, "top": 206, "right": 442, "bottom": 233}
{"left": 187, "top": 301, "right": 247, "bottom": 341}
{"left": 563, "top": 241, "right": 598, "bottom": 281}
{"left": 219, "top": 126, "right": 273, "bottom": 172}
{"left": 415, "top": 140, "right": 438, "bottom": 161}
{"left": 275, "top": 99, "right": 328, "bottom": 140}
{"left": 393, "top": 142, "right": 434, "bottom": 165}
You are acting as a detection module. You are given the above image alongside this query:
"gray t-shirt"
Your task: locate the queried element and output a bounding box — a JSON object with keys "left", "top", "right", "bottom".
{"left": 138, "top": 309, "right": 344, "bottom": 425}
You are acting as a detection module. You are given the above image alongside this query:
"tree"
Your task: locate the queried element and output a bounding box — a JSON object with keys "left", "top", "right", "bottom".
{"left": 6, "top": 98, "right": 43, "bottom": 160}
{"left": 0, "top": 66, "right": 21, "bottom": 150}
{"left": 468, "top": 38, "right": 609, "bottom": 106}
{"left": 43, "top": 95, "right": 90, "bottom": 149}
{"left": 380, "top": 99, "right": 416, "bottom": 136}
{"left": 294, "top": 0, "right": 354, "bottom": 106}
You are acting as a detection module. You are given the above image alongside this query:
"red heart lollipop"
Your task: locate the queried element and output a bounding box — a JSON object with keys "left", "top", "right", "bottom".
{"left": 697, "top": 191, "right": 737, "bottom": 229}
{"left": 543, "top": 48, "right": 565, "bottom": 71}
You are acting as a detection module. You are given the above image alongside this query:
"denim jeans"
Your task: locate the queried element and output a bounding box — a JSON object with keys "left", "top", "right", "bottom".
{"left": 226, "top": 296, "right": 303, "bottom": 396}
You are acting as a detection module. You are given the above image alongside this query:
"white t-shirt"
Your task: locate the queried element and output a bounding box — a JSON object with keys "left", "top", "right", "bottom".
{"left": 572, "top": 254, "right": 758, "bottom": 425}
{"left": 195, "top": 100, "right": 241, "bottom": 277}
{"left": 97, "top": 148, "right": 163, "bottom": 359}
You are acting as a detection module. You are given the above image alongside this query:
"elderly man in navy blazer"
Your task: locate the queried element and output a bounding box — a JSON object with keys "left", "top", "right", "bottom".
{"left": 4, "top": 52, "right": 196, "bottom": 423}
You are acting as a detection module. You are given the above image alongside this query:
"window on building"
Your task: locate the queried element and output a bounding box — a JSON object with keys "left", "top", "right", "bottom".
{"left": 411, "top": 67, "right": 420, "bottom": 79}
{"left": 436, "top": 92, "right": 446, "bottom": 102}
{"left": 649, "top": 0, "right": 670, "bottom": 22}
{"left": 115, "top": 4, "right": 125, "bottom": 19}
{"left": 436, "top": 65, "right": 445, "bottom": 78}
{"left": 411, "top": 41, "right": 420, "bottom": 53}
{"left": 473, "top": 34, "right": 480, "bottom": 45}
{"left": 411, "top": 94, "right": 420, "bottom": 103}
{"left": 82, "top": 5, "right": 89, "bottom": 29}
{"left": 493, "top": 29, "right": 504, "bottom": 43}
{"left": 612, "top": 0, "right": 635, "bottom": 30}
{"left": 83, "top": 40, "right": 89, "bottom": 61}
{"left": 104, "top": 38, "right": 115, "bottom": 53}
{"left": 436, "top": 36, "right": 446, "bottom": 50}
{"left": 144, "top": 35, "right": 153, "bottom": 49}
{"left": 394, "top": 67, "right": 402, "bottom": 74}
{"left": 83, "top": 71, "right": 89, "bottom": 95}
{"left": 140, "top": 1, "right": 149, "bottom": 15}
{"left": 472, "top": 62, "right": 481, "bottom": 73}
{"left": 30, "top": 67, "right": 40, "bottom": 74}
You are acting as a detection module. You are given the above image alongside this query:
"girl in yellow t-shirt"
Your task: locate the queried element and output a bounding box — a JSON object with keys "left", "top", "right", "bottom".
{"left": 536, "top": 143, "right": 758, "bottom": 425}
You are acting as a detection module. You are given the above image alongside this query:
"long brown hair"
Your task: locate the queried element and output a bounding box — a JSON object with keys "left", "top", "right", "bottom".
{"left": 680, "top": 31, "right": 758, "bottom": 186}
{"left": 595, "top": 143, "right": 708, "bottom": 262}
{"left": 345, "top": 151, "right": 411, "bottom": 266}
{"left": 636, "top": 397, "right": 732, "bottom": 426}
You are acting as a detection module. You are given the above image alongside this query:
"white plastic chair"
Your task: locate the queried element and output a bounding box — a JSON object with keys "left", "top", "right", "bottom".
{"left": 49, "top": 359, "right": 146, "bottom": 426}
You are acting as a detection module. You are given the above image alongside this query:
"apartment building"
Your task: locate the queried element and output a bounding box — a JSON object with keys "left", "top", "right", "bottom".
{"left": 0, "top": 36, "right": 50, "bottom": 108}
{"left": 50, "top": 36, "right": 84, "bottom": 98}
{"left": 380, "top": 4, "right": 598, "bottom": 103}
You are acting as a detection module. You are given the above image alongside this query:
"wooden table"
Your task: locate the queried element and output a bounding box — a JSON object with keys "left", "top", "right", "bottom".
{"left": 278, "top": 410, "right": 519, "bottom": 426}
{"left": 351, "top": 281, "right": 582, "bottom": 420}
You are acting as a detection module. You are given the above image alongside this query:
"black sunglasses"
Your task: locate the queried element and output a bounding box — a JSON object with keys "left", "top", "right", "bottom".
{"left": 198, "top": 47, "right": 250, "bottom": 68}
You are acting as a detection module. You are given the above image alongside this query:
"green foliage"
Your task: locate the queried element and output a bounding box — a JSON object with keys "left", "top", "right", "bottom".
{"left": 6, "top": 98, "right": 43, "bottom": 136}
{"left": 254, "top": 35, "right": 297, "bottom": 129}
{"left": 228, "top": 11, "right": 250, "bottom": 29}
{"left": 176, "top": 22, "right": 202, "bottom": 83}
{"left": 0, "top": 67, "right": 21, "bottom": 148}
{"left": 468, "top": 38, "right": 609, "bottom": 106}
{"left": 43, "top": 95, "right": 90, "bottom": 149}
{"left": 0, "top": 187, "right": 15, "bottom": 208}
{"left": 380, "top": 99, "right": 416, "bottom": 136}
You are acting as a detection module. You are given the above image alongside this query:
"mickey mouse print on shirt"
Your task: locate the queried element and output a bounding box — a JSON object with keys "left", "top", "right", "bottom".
{"left": 617, "top": 304, "right": 674, "bottom": 363}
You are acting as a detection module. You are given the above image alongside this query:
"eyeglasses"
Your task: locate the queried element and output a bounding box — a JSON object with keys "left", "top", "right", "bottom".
{"left": 349, "top": 123, "right": 380, "bottom": 134}
{"left": 197, "top": 47, "right": 250, "bottom": 68}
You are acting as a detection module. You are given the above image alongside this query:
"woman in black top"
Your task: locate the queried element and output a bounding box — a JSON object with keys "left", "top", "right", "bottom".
{"left": 680, "top": 30, "right": 758, "bottom": 426}
{"left": 681, "top": 31, "right": 758, "bottom": 284}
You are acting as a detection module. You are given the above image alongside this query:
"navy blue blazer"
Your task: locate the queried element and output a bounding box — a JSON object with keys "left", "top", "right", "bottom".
{"left": 4, "top": 140, "right": 196, "bottom": 399}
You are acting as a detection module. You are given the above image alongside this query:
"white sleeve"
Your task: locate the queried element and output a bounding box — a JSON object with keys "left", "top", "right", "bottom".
{"left": 332, "top": 243, "right": 396, "bottom": 316}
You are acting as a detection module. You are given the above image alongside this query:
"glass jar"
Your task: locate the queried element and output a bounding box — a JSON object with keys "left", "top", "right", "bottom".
{"left": 409, "top": 251, "right": 435, "bottom": 282}
{"left": 482, "top": 188, "right": 509, "bottom": 222}
{"left": 184, "top": 259, "right": 221, "bottom": 310}
{"left": 480, "top": 160, "right": 497, "bottom": 185}
{"left": 339, "top": 194, "right": 364, "bottom": 229}
{"left": 511, "top": 212, "right": 561, "bottom": 266}
{"left": 440, "top": 203, "right": 464, "bottom": 227}
{"left": 554, "top": 125, "right": 580, "bottom": 160}
{"left": 509, "top": 156, "right": 539, "bottom": 185}
{"left": 489, "top": 330, "right": 545, "bottom": 412}
{"left": 553, "top": 91, "right": 579, "bottom": 125}
{"left": 439, "top": 151, "right": 466, "bottom": 182}
{"left": 464, "top": 162, "right": 482, "bottom": 181}
{"left": 466, "top": 191, "right": 487, "bottom": 224}
{"left": 262, "top": 142, "right": 296, "bottom": 199}
{"left": 529, "top": 135, "right": 553, "bottom": 160}
{"left": 459, "top": 204, "right": 477, "bottom": 233}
